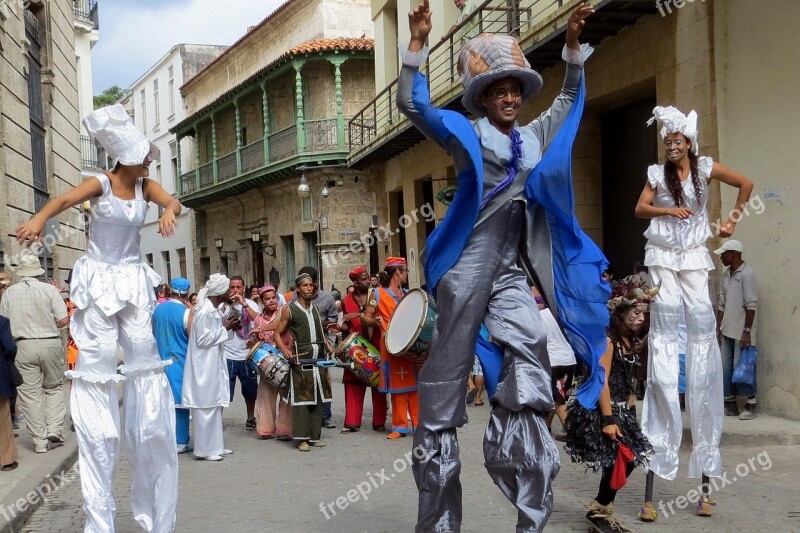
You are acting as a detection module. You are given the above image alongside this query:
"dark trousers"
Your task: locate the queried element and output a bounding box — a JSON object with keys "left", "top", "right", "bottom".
{"left": 293, "top": 396, "right": 324, "bottom": 441}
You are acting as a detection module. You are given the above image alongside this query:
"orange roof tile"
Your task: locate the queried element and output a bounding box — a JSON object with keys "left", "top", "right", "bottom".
{"left": 287, "top": 38, "right": 374, "bottom": 56}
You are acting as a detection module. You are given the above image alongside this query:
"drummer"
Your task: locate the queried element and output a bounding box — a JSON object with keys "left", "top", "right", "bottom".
{"left": 274, "top": 273, "right": 334, "bottom": 452}
{"left": 340, "top": 266, "right": 388, "bottom": 433}
{"left": 250, "top": 286, "right": 293, "bottom": 441}
{"left": 363, "top": 257, "right": 420, "bottom": 440}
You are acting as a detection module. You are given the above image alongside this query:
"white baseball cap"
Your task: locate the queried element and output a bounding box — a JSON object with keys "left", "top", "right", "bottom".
{"left": 713, "top": 239, "right": 744, "bottom": 254}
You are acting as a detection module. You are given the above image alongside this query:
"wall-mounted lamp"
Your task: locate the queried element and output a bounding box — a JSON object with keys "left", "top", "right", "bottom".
{"left": 251, "top": 228, "right": 276, "bottom": 257}
{"left": 214, "top": 236, "right": 238, "bottom": 262}
{"left": 297, "top": 175, "right": 311, "bottom": 199}
{"left": 321, "top": 184, "right": 330, "bottom": 198}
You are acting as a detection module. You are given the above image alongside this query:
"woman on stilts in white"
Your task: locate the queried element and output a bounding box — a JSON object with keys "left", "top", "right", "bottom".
{"left": 634, "top": 106, "right": 753, "bottom": 521}
{"left": 16, "top": 104, "right": 181, "bottom": 533}
{"left": 182, "top": 274, "right": 239, "bottom": 461}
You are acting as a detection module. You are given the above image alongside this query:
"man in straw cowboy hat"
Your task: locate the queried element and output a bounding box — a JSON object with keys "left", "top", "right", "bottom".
{"left": 399, "top": 1, "right": 612, "bottom": 531}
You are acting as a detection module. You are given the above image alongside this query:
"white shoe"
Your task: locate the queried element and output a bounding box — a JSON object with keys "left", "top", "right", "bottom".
{"left": 221, "top": 448, "right": 233, "bottom": 455}
{"left": 204, "top": 455, "right": 223, "bottom": 461}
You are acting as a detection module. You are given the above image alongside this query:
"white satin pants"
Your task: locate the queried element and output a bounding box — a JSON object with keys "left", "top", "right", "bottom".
{"left": 641, "top": 266, "right": 723, "bottom": 480}
{"left": 69, "top": 302, "right": 179, "bottom": 533}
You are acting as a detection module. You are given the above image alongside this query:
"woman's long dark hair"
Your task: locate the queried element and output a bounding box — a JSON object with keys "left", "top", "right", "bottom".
{"left": 663, "top": 144, "right": 701, "bottom": 207}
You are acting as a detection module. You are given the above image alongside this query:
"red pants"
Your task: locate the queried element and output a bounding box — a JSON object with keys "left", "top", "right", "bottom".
{"left": 343, "top": 382, "right": 387, "bottom": 429}
{"left": 390, "top": 391, "right": 419, "bottom": 434}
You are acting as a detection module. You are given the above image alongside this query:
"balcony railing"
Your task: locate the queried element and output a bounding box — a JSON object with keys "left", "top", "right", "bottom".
{"left": 348, "top": 0, "right": 568, "bottom": 156}
{"left": 80, "top": 135, "right": 107, "bottom": 169}
{"left": 268, "top": 125, "right": 298, "bottom": 162}
{"left": 178, "top": 116, "right": 355, "bottom": 202}
{"left": 218, "top": 151, "right": 237, "bottom": 181}
{"left": 241, "top": 139, "right": 264, "bottom": 173}
{"left": 181, "top": 171, "right": 196, "bottom": 194}
{"left": 305, "top": 119, "right": 339, "bottom": 152}
{"left": 73, "top": 0, "right": 99, "bottom": 30}
{"left": 199, "top": 162, "right": 214, "bottom": 187}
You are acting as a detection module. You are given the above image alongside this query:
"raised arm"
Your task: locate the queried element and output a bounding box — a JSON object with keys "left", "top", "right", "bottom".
{"left": 397, "top": 0, "right": 454, "bottom": 153}
{"left": 525, "top": 3, "right": 594, "bottom": 149}
{"left": 16, "top": 176, "right": 103, "bottom": 244}
{"left": 193, "top": 311, "right": 231, "bottom": 349}
{"left": 142, "top": 178, "right": 182, "bottom": 238}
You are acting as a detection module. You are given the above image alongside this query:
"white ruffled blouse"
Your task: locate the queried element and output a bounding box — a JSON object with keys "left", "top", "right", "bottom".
{"left": 643, "top": 156, "right": 715, "bottom": 272}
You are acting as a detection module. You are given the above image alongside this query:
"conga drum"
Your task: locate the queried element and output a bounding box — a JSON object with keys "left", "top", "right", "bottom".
{"left": 385, "top": 288, "right": 437, "bottom": 365}
{"left": 332, "top": 333, "right": 381, "bottom": 388}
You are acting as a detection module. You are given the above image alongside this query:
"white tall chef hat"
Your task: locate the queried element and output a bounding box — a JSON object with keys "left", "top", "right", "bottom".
{"left": 82, "top": 104, "right": 159, "bottom": 166}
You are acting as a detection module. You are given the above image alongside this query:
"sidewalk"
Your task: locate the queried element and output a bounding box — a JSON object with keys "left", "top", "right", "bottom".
{"left": 3, "top": 388, "right": 800, "bottom": 532}
{"left": 0, "top": 383, "right": 77, "bottom": 532}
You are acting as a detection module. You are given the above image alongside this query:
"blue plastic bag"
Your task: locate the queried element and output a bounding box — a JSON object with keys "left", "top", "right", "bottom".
{"left": 732, "top": 346, "right": 757, "bottom": 385}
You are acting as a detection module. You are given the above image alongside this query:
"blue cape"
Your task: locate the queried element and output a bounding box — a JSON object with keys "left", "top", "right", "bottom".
{"left": 415, "top": 71, "right": 610, "bottom": 409}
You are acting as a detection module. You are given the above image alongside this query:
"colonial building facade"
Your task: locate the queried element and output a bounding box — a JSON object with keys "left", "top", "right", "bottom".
{"left": 1, "top": 0, "right": 95, "bottom": 283}
{"left": 173, "top": 0, "right": 377, "bottom": 293}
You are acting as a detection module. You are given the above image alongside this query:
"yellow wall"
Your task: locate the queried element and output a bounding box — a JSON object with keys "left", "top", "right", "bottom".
{"left": 714, "top": 0, "right": 800, "bottom": 419}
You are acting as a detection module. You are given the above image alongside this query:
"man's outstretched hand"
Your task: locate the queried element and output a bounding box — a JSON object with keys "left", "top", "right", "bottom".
{"left": 409, "top": 0, "right": 432, "bottom": 50}
{"left": 566, "top": 1, "right": 594, "bottom": 50}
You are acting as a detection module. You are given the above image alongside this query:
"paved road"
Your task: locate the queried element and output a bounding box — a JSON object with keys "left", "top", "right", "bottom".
{"left": 21, "top": 369, "right": 800, "bottom": 532}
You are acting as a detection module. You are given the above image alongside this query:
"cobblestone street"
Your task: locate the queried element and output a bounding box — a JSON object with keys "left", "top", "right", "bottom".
{"left": 20, "top": 369, "right": 800, "bottom": 532}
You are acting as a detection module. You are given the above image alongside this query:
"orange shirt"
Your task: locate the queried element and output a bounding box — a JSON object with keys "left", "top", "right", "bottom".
{"left": 374, "top": 287, "right": 417, "bottom": 393}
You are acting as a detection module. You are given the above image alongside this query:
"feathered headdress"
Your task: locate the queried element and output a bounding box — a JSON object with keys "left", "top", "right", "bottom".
{"left": 607, "top": 277, "right": 661, "bottom": 312}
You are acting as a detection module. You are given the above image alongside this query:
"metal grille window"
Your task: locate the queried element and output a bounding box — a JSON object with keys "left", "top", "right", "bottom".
{"left": 195, "top": 211, "right": 207, "bottom": 248}
{"left": 26, "top": 10, "right": 49, "bottom": 210}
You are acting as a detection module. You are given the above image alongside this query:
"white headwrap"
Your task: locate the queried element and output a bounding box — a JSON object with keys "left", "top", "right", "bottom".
{"left": 196, "top": 273, "right": 230, "bottom": 307}
{"left": 647, "top": 106, "right": 699, "bottom": 153}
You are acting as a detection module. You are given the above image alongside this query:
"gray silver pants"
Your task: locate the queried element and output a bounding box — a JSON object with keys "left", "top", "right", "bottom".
{"left": 413, "top": 201, "right": 559, "bottom": 533}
